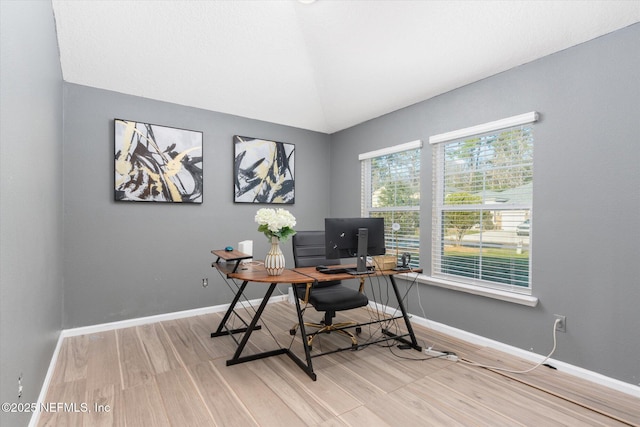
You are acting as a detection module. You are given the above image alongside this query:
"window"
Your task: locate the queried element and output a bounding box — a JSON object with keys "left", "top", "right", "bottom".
{"left": 360, "top": 141, "right": 422, "bottom": 268}
{"left": 430, "top": 113, "right": 538, "bottom": 293}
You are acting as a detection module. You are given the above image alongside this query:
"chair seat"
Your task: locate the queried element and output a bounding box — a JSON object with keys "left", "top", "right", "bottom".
{"left": 291, "top": 230, "right": 369, "bottom": 348}
{"left": 295, "top": 283, "right": 368, "bottom": 312}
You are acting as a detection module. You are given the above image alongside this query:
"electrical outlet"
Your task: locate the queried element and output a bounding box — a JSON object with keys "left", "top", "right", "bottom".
{"left": 554, "top": 314, "right": 566, "bottom": 332}
{"left": 202, "top": 278, "right": 208, "bottom": 288}
{"left": 424, "top": 348, "right": 445, "bottom": 357}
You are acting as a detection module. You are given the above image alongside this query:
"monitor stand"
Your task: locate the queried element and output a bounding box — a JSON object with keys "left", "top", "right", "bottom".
{"left": 354, "top": 227, "right": 369, "bottom": 274}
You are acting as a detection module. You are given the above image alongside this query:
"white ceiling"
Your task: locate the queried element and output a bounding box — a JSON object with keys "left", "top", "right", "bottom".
{"left": 52, "top": 0, "right": 640, "bottom": 134}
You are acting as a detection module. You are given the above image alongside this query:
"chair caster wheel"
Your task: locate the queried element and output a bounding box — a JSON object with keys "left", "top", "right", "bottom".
{"left": 289, "top": 329, "right": 296, "bottom": 335}
{"left": 356, "top": 327, "right": 362, "bottom": 335}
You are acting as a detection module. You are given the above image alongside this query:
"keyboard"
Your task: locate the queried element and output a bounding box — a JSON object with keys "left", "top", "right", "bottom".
{"left": 317, "top": 266, "right": 375, "bottom": 275}
{"left": 317, "top": 267, "right": 351, "bottom": 274}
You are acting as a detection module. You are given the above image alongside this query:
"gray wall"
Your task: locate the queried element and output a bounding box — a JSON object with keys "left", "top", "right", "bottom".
{"left": 0, "top": 1, "right": 64, "bottom": 425}
{"left": 62, "top": 83, "right": 332, "bottom": 328}
{"left": 1, "top": 6, "right": 637, "bottom": 417}
{"left": 331, "top": 23, "right": 640, "bottom": 386}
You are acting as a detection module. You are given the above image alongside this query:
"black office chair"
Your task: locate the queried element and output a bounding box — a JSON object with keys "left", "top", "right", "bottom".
{"left": 290, "top": 231, "right": 369, "bottom": 349}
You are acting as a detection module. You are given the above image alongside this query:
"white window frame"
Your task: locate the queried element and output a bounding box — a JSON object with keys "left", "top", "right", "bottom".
{"left": 360, "top": 140, "right": 422, "bottom": 267}
{"left": 429, "top": 112, "right": 538, "bottom": 296}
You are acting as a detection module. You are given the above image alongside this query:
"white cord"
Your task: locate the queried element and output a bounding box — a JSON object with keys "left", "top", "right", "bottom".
{"left": 460, "top": 318, "right": 561, "bottom": 374}
{"left": 412, "top": 274, "right": 441, "bottom": 351}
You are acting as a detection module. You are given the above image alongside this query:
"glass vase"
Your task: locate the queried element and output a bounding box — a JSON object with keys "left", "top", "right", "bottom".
{"left": 264, "top": 236, "right": 285, "bottom": 276}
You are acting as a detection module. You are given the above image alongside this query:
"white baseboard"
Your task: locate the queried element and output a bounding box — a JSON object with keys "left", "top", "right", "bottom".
{"left": 31, "top": 294, "right": 639, "bottom": 426}
{"left": 61, "top": 295, "right": 288, "bottom": 338}
{"left": 368, "top": 301, "right": 640, "bottom": 398}
{"left": 28, "top": 330, "right": 65, "bottom": 427}
{"left": 29, "top": 295, "right": 287, "bottom": 426}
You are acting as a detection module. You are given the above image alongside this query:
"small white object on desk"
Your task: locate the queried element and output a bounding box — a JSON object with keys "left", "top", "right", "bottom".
{"left": 238, "top": 240, "right": 253, "bottom": 264}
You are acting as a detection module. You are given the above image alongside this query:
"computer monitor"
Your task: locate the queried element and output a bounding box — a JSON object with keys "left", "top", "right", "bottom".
{"left": 325, "top": 217, "right": 386, "bottom": 274}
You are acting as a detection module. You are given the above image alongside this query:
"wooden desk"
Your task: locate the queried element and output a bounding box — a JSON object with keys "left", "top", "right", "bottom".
{"left": 211, "top": 249, "right": 253, "bottom": 273}
{"left": 211, "top": 260, "right": 422, "bottom": 381}
{"left": 294, "top": 266, "right": 422, "bottom": 352}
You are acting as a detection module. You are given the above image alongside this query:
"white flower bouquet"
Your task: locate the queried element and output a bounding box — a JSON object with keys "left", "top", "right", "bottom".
{"left": 255, "top": 208, "right": 297, "bottom": 242}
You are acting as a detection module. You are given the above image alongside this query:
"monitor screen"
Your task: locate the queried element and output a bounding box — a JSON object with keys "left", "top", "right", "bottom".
{"left": 324, "top": 217, "right": 386, "bottom": 260}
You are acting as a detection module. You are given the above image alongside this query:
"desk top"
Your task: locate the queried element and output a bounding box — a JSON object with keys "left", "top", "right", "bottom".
{"left": 214, "top": 262, "right": 314, "bottom": 284}
{"left": 293, "top": 266, "right": 422, "bottom": 282}
{"left": 211, "top": 249, "right": 253, "bottom": 262}
{"left": 214, "top": 261, "right": 421, "bottom": 284}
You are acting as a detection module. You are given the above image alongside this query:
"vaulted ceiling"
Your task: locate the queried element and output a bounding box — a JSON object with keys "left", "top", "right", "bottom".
{"left": 52, "top": 1, "right": 640, "bottom": 133}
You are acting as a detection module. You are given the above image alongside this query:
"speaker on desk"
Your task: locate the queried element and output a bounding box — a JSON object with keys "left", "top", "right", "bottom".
{"left": 238, "top": 240, "right": 253, "bottom": 264}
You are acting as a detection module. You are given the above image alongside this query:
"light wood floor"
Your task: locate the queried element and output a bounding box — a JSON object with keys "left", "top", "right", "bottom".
{"left": 39, "top": 301, "right": 639, "bottom": 426}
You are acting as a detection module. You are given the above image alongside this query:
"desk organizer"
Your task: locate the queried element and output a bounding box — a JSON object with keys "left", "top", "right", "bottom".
{"left": 373, "top": 255, "right": 397, "bottom": 270}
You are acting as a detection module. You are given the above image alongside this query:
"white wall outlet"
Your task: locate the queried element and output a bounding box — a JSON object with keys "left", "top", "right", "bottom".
{"left": 554, "top": 314, "right": 566, "bottom": 332}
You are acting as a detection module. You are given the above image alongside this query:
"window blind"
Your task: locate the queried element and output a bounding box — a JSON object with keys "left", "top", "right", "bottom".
{"left": 361, "top": 141, "right": 421, "bottom": 268}
{"left": 432, "top": 115, "right": 536, "bottom": 293}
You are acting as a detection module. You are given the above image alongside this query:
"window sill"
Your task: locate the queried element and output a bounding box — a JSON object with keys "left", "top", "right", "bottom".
{"left": 400, "top": 273, "right": 539, "bottom": 307}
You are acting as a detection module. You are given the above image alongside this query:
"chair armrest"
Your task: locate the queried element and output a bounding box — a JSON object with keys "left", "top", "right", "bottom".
{"left": 293, "top": 281, "right": 319, "bottom": 304}
{"left": 303, "top": 282, "right": 313, "bottom": 303}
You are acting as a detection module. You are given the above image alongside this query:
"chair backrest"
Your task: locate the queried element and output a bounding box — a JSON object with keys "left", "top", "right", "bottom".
{"left": 292, "top": 231, "right": 341, "bottom": 288}
{"left": 292, "top": 231, "right": 340, "bottom": 268}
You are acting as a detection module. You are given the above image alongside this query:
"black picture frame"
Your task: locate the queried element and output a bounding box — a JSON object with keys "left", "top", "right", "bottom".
{"left": 233, "top": 135, "right": 295, "bottom": 204}
{"left": 114, "top": 119, "right": 203, "bottom": 203}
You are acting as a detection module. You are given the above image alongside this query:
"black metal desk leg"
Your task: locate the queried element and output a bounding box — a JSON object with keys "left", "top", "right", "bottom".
{"left": 211, "top": 280, "right": 262, "bottom": 338}
{"left": 293, "top": 289, "right": 315, "bottom": 375}
{"left": 385, "top": 275, "right": 422, "bottom": 351}
{"left": 229, "top": 282, "right": 277, "bottom": 362}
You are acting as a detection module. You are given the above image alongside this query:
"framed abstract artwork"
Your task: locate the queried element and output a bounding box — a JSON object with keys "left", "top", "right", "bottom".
{"left": 233, "top": 135, "right": 295, "bottom": 204}
{"left": 114, "top": 119, "right": 203, "bottom": 203}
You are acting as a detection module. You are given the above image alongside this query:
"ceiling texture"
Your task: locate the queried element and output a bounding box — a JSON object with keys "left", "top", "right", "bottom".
{"left": 52, "top": 0, "right": 640, "bottom": 134}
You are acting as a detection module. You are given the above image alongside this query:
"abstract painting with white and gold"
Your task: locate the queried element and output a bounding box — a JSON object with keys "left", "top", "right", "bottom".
{"left": 115, "top": 119, "right": 203, "bottom": 203}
